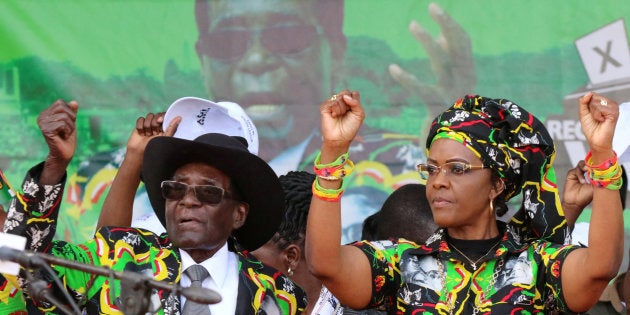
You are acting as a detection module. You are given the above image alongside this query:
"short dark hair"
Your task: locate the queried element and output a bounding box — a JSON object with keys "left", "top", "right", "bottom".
{"left": 360, "top": 211, "right": 380, "bottom": 241}
{"left": 371, "top": 184, "right": 437, "bottom": 243}
{"left": 194, "top": 0, "right": 347, "bottom": 60}
{"left": 269, "top": 171, "right": 315, "bottom": 251}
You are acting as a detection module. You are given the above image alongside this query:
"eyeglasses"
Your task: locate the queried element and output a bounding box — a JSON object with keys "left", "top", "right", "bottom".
{"left": 161, "top": 180, "right": 230, "bottom": 205}
{"left": 196, "top": 25, "right": 320, "bottom": 60}
{"left": 416, "top": 162, "right": 486, "bottom": 180}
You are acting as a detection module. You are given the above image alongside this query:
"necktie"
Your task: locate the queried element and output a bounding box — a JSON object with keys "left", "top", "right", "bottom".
{"left": 182, "top": 264, "right": 212, "bottom": 315}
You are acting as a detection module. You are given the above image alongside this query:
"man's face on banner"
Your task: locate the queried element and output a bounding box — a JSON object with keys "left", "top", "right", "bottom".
{"left": 196, "top": 0, "right": 335, "bottom": 142}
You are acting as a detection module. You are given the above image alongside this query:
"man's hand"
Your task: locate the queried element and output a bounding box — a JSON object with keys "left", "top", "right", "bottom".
{"left": 126, "top": 112, "right": 181, "bottom": 160}
{"left": 38, "top": 99, "right": 79, "bottom": 185}
{"left": 96, "top": 113, "right": 180, "bottom": 230}
{"left": 388, "top": 3, "right": 475, "bottom": 137}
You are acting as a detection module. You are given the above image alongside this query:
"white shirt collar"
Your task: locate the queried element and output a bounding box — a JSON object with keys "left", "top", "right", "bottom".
{"left": 179, "top": 242, "right": 239, "bottom": 314}
{"left": 179, "top": 242, "right": 230, "bottom": 288}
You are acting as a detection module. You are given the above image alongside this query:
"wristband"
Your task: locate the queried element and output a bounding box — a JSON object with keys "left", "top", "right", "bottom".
{"left": 312, "top": 178, "right": 344, "bottom": 202}
{"left": 313, "top": 151, "right": 354, "bottom": 181}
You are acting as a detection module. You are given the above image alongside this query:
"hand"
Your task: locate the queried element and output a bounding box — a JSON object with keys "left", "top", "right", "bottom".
{"left": 578, "top": 92, "right": 619, "bottom": 156}
{"left": 126, "top": 112, "right": 181, "bottom": 160}
{"left": 37, "top": 100, "right": 79, "bottom": 167}
{"left": 319, "top": 90, "right": 365, "bottom": 152}
{"left": 388, "top": 2, "right": 475, "bottom": 130}
{"left": 562, "top": 160, "right": 593, "bottom": 228}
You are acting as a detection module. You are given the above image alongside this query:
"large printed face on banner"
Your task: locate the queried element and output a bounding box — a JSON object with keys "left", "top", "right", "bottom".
{"left": 195, "top": 0, "right": 344, "bottom": 161}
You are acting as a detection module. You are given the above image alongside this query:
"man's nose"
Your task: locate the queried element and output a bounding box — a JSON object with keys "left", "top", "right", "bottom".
{"left": 239, "top": 31, "right": 279, "bottom": 75}
{"left": 180, "top": 187, "right": 201, "bottom": 205}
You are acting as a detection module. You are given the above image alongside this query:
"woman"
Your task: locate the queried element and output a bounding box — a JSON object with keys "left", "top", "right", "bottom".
{"left": 306, "top": 91, "right": 623, "bottom": 313}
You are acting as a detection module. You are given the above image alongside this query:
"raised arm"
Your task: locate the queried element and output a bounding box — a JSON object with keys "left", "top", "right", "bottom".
{"left": 96, "top": 113, "right": 180, "bottom": 229}
{"left": 4, "top": 99, "right": 77, "bottom": 251}
{"left": 39, "top": 100, "right": 78, "bottom": 185}
{"left": 562, "top": 92, "right": 624, "bottom": 311}
{"left": 305, "top": 91, "right": 374, "bottom": 309}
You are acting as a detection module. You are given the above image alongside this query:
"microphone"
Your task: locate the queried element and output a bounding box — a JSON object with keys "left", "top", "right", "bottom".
{"left": 182, "top": 286, "right": 222, "bottom": 305}
{"left": 0, "top": 245, "right": 38, "bottom": 266}
{"left": 0, "top": 246, "right": 222, "bottom": 306}
{"left": 0, "top": 246, "right": 83, "bottom": 315}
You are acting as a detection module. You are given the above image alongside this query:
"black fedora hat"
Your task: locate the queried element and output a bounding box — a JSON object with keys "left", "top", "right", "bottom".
{"left": 141, "top": 133, "right": 284, "bottom": 251}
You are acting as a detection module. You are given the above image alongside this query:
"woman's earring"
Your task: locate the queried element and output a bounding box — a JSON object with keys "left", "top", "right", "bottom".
{"left": 489, "top": 198, "right": 494, "bottom": 215}
{"left": 287, "top": 267, "right": 294, "bottom": 277}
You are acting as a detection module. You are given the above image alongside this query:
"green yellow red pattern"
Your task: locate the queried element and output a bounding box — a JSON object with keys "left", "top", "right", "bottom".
{"left": 353, "top": 224, "right": 578, "bottom": 314}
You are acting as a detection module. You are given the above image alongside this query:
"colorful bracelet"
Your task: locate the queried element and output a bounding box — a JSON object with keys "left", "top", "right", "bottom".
{"left": 584, "top": 150, "right": 623, "bottom": 190}
{"left": 313, "top": 151, "right": 354, "bottom": 181}
{"left": 584, "top": 150, "right": 617, "bottom": 169}
{"left": 312, "top": 178, "right": 344, "bottom": 202}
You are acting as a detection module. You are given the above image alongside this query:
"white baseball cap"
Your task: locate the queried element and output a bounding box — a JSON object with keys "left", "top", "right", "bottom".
{"left": 163, "top": 97, "right": 259, "bottom": 155}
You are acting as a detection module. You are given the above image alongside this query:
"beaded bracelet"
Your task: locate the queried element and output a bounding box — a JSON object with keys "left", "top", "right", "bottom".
{"left": 584, "top": 150, "right": 623, "bottom": 190}
{"left": 312, "top": 178, "right": 344, "bottom": 202}
{"left": 313, "top": 151, "right": 355, "bottom": 181}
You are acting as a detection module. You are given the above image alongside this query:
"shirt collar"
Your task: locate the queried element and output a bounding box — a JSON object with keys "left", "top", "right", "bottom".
{"left": 179, "top": 242, "right": 230, "bottom": 288}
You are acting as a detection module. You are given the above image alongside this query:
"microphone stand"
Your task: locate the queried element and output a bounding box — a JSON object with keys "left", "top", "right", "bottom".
{"left": 1, "top": 247, "right": 222, "bottom": 315}
{"left": 19, "top": 252, "right": 83, "bottom": 315}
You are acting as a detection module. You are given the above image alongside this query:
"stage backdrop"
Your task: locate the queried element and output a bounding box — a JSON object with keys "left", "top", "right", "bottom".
{"left": 1, "top": 0, "right": 629, "bottom": 257}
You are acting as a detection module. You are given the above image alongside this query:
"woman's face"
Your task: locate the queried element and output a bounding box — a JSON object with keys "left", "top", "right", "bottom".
{"left": 425, "top": 138, "right": 497, "bottom": 230}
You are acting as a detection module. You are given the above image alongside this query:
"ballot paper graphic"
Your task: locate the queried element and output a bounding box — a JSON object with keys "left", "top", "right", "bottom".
{"left": 575, "top": 19, "right": 630, "bottom": 86}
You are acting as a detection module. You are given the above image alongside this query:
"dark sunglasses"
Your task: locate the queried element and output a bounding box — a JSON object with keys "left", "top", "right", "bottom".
{"left": 196, "top": 25, "right": 320, "bottom": 60}
{"left": 161, "top": 180, "right": 230, "bottom": 205}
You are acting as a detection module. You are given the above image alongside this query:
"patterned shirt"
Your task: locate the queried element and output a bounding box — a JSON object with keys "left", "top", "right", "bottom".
{"left": 353, "top": 224, "right": 578, "bottom": 314}
{"left": 3, "top": 163, "right": 307, "bottom": 314}
{"left": 0, "top": 274, "right": 26, "bottom": 314}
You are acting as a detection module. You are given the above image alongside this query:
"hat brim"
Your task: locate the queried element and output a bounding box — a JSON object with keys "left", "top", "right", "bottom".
{"left": 142, "top": 135, "right": 283, "bottom": 251}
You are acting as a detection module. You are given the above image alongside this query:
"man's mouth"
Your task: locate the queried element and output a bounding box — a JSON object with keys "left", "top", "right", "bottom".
{"left": 178, "top": 217, "right": 201, "bottom": 225}
{"left": 245, "top": 104, "right": 287, "bottom": 121}
{"left": 245, "top": 104, "right": 294, "bottom": 139}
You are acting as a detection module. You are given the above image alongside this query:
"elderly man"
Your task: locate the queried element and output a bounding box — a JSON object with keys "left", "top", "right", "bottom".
{"left": 3, "top": 99, "right": 306, "bottom": 314}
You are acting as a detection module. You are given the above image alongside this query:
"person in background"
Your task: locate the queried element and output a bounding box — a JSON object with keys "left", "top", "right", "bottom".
{"left": 306, "top": 90, "right": 622, "bottom": 313}
{"left": 252, "top": 171, "right": 345, "bottom": 314}
{"left": 368, "top": 183, "right": 438, "bottom": 243}
{"left": 4, "top": 99, "right": 306, "bottom": 314}
{"left": 359, "top": 211, "right": 379, "bottom": 242}
{"left": 194, "top": 0, "right": 347, "bottom": 162}
{"left": 193, "top": 0, "right": 476, "bottom": 192}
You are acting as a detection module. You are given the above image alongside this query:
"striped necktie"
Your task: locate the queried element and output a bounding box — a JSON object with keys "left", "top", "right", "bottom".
{"left": 182, "top": 264, "right": 212, "bottom": 315}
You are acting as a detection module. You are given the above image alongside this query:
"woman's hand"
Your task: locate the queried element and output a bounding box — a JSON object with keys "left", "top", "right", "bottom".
{"left": 319, "top": 90, "right": 365, "bottom": 153}
{"left": 578, "top": 92, "right": 619, "bottom": 156}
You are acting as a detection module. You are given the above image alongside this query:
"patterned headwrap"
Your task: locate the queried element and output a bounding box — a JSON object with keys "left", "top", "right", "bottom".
{"left": 426, "top": 95, "right": 568, "bottom": 244}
